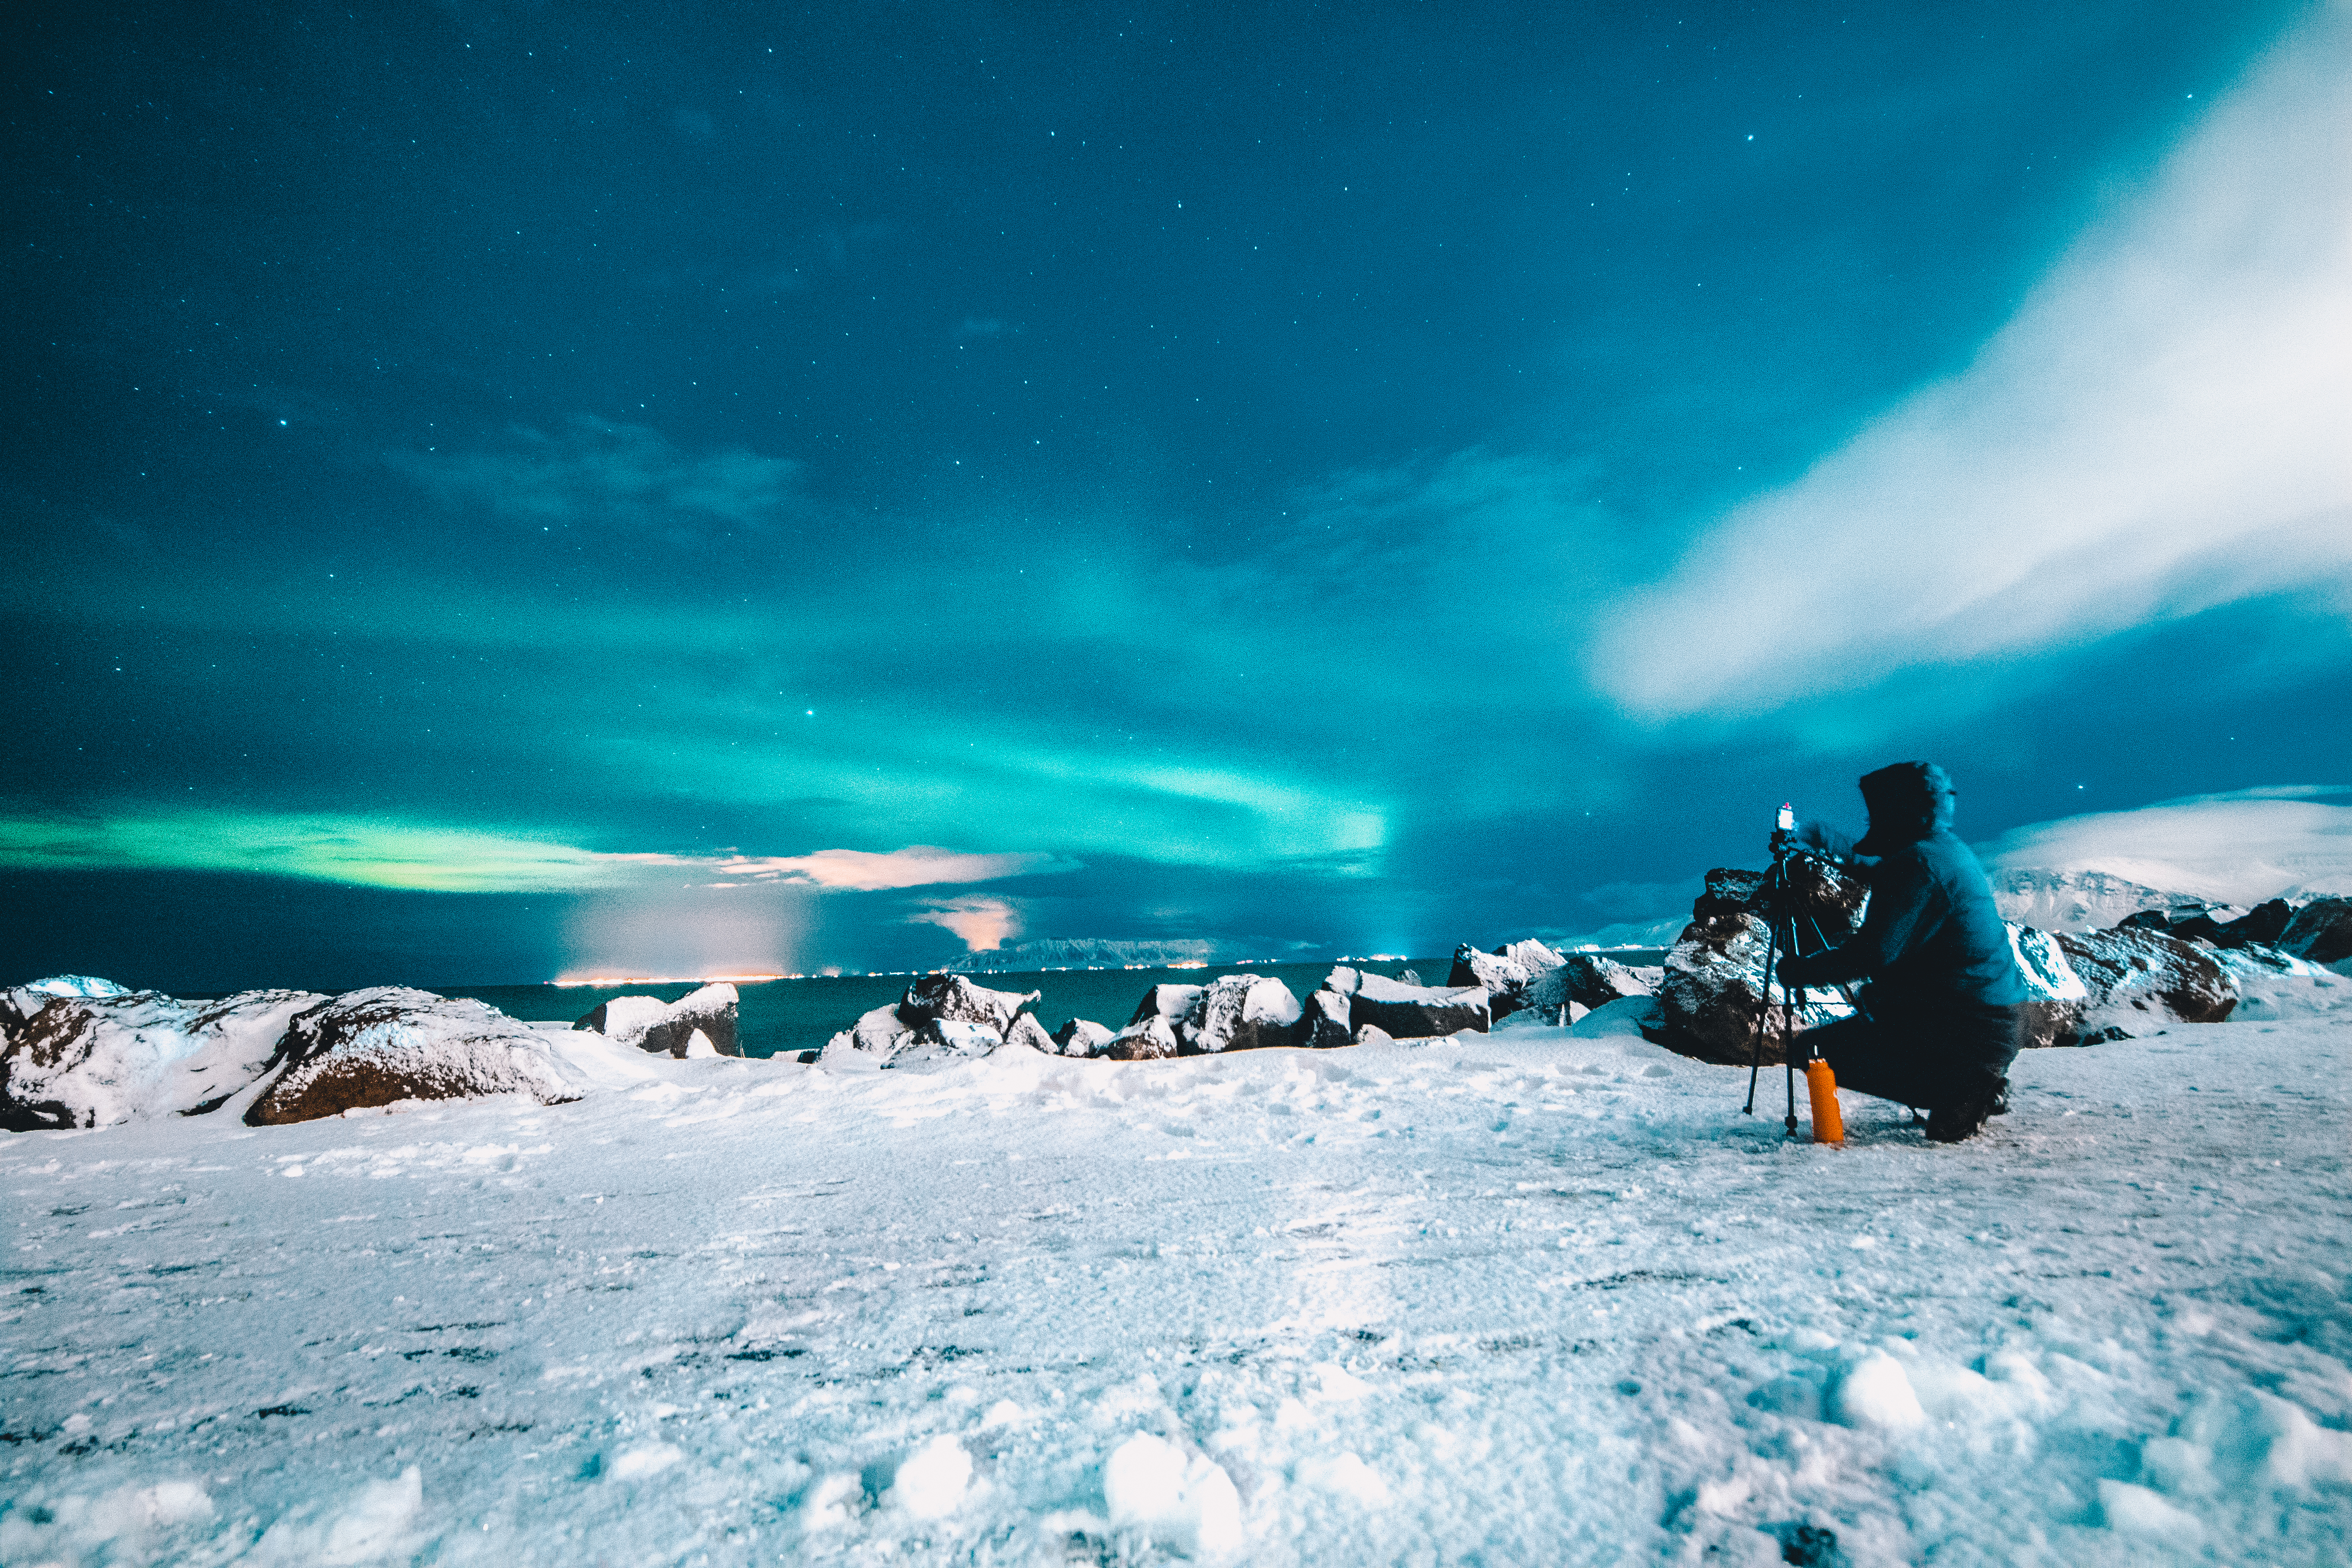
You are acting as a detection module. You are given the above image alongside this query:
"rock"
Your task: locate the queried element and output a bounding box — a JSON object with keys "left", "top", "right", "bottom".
{"left": 824, "top": 1002, "right": 917, "bottom": 1063}
{"left": 1002, "top": 1014, "right": 1057, "bottom": 1055}
{"left": 1654, "top": 910, "right": 1851, "bottom": 1065}
{"left": 1178, "top": 974, "right": 1302, "bottom": 1054}
{"left": 1050, "top": 1017, "right": 1115, "bottom": 1057}
{"left": 575, "top": 983, "right": 740, "bottom": 1058}
{"left": 1352, "top": 1024, "right": 1396, "bottom": 1048}
{"left": 1693, "top": 859, "right": 1870, "bottom": 943}
{"left": 908, "top": 1017, "right": 1004, "bottom": 1057}
{"left": 1106, "top": 1016, "right": 1180, "bottom": 1061}
{"left": 2006, "top": 924, "right": 2093, "bottom": 1050}
{"left": 1127, "top": 984, "right": 1204, "bottom": 1028}
{"left": 2217, "top": 897, "right": 2297, "bottom": 948}
{"left": 244, "top": 988, "right": 585, "bottom": 1126}
{"left": 1321, "top": 966, "right": 1488, "bottom": 1037}
{"left": 1570, "top": 995, "right": 1664, "bottom": 1039}
{"left": 901, "top": 973, "right": 1043, "bottom": 1035}
{"left": 1496, "top": 939, "right": 1567, "bottom": 973}
{"left": 2054, "top": 926, "right": 2237, "bottom": 1031}
{"left": 1557, "top": 954, "right": 1655, "bottom": 1011}
{"left": 1448, "top": 945, "right": 1536, "bottom": 1020}
{"left": 1297, "top": 989, "right": 1353, "bottom": 1049}
{"left": 2278, "top": 897, "right": 2352, "bottom": 966}
{"left": 3, "top": 988, "right": 325, "bottom": 1131}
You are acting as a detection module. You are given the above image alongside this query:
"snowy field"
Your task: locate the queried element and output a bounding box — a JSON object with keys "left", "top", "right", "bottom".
{"left": 5, "top": 979, "right": 2349, "bottom": 1565}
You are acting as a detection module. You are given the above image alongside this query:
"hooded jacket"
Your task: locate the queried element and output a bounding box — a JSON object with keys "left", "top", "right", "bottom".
{"left": 1781, "top": 763, "right": 2024, "bottom": 1015}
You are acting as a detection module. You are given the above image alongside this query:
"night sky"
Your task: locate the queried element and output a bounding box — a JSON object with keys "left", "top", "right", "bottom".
{"left": 6, "top": 2, "right": 2348, "bottom": 990}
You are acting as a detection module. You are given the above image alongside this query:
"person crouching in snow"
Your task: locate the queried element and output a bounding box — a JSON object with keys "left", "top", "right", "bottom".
{"left": 1778, "top": 762, "right": 2024, "bottom": 1143}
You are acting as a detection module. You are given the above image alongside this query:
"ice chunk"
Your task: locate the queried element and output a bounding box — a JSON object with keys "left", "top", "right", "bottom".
{"left": 888, "top": 1435, "right": 973, "bottom": 1519}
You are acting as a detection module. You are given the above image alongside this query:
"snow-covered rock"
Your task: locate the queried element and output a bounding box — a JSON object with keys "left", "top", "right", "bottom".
{"left": 2055, "top": 926, "right": 2237, "bottom": 1033}
{"left": 1127, "top": 984, "right": 1203, "bottom": 1029}
{"left": 1106, "top": 1016, "right": 1180, "bottom": 1060}
{"left": 2278, "top": 897, "right": 2352, "bottom": 966}
{"left": 244, "top": 988, "right": 585, "bottom": 1125}
{"left": 1448, "top": 945, "right": 1540, "bottom": 1020}
{"left": 1552, "top": 954, "right": 1657, "bottom": 1014}
{"left": 1, "top": 988, "right": 325, "bottom": 1131}
{"left": 819, "top": 974, "right": 1043, "bottom": 1066}
{"left": 1001, "top": 1014, "right": 1057, "bottom": 1055}
{"left": 1298, "top": 988, "right": 1352, "bottom": 1049}
{"left": 1050, "top": 1017, "right": 1115, "bottom": 1057}
{"left": 1178, "top": 974, "right": 1302, "bottom": 1054}
{"left": 1655, "top": 910, "right": 1851, "bottom": 1065}
{"left": 1321, "top": 967, "right": 1489, "bottom": 1038}
{"left": 572, "top": 983, "right": 740, "bottom": 1058}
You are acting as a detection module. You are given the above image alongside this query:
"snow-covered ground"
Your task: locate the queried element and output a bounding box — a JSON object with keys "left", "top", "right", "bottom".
{"left": 6, "top": 982, "right": 2350, "bottom": 1565}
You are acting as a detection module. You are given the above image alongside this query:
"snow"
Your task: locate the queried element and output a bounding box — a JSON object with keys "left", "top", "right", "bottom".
{"left": 4, "top": 976, "right": 2349, "bottom": 1564}
{"left": 2, "top": 989, "right": 324, "bottom": 1129}
{"left": 1982, "top": 788, "right": 2352, "bottom": 908}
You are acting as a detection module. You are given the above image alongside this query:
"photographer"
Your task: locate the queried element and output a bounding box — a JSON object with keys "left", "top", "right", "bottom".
{"left": 1779, "top": 762, "right": 2023, "bottom": 1143}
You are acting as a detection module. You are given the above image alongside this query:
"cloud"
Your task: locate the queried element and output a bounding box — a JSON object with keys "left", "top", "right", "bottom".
{"left": 1979, "top": 784, "right": 2352, "bottom": 904}
{"left": 709, "top": 845, "right": 1078, "bottom": 891}
{"left": 389, "top": 416, "right": 807, "bottom": 536}
{"left": 0, "top": 810, "right": 1074, "bottom": 897}
{"left": 909, "top": 895, "right": 1024, "bottom": 952}
{"left": 1592, "top": 11, "right": 2352, "bottom": 720}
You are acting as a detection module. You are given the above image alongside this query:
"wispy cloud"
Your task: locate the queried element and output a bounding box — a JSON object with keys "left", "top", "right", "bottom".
{"left": 909, "top": 895, "right": 1024, "bottom": 952}
{"left": 389, "top": 416, "right": 807, "bottom": 536}
{"left": 1980, "top": 784, "right": 2352, "bottom": 904}
{"left": 1591, "top": 12, "right": 2352, "bottom": 720}
{"left": 0, "top": 810, "right": 1073, "bottom": 897}
{"left": 709, "top": 846, "right": 1077, "bottom": 891}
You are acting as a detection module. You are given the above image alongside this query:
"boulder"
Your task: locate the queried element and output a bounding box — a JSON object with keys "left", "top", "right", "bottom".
{"left": 1106, "top": 1016, "right": 1180, "bottom": 1061}
{"left": 1179, "top": 974, "right": 1302, "bottom": 1054}
{"left": 1558, "top": 955, "right": 1656, "bottom": 1011}
{"left": 1321, "top": 966, "right": 1489, "bottom": 1038}
{"left": 1448, "top": 946, "right": 1537, "bottom": 1020}
{"left": 1497, "top": 938, "right": 1567, "bottom": 973}
{"left": 901, "top": 973, "right": 1043, "bottom": 1034}
{"left": 908, "top": 1017, "right": 1004, "bottom": 1058}
{"left": 2006, "top": 924, "right": 2094, "bottom": 1050}
{"left": 1050, "top": 1017, "right": 1115, "bottom": 1057}
{"left": 1127, "top": 984, "right": 1204, "bottom": 1028}
{"left": 573, "top": 982, "right": 741, "bottom": 1058}
{"left": 1001, "top": 1014, "right": 1057, "bottom": 1055}
{"left": 824, "top": 1001, "right": 917, "bottom": 1063}
{"left": 1693, "top": 858, "right": 1870, "bottom": 943}
{"left": 1297, "top": 988, "right": 1353, "bottom": 1050}
{"left": 2054, "top": 926, "right": 2237, "bottom": 1029}
{"left": 2, "top": 988, "right": 325, "bottom": 1131}
{"left": 245, "top": 988, "right": 585, "bottom": 1126}
{"left": 1654, "top": 911, "right": 1850, "bottom": 1065}
{"left": 2278, "top": 897, "right": 2352, "bottom": 966}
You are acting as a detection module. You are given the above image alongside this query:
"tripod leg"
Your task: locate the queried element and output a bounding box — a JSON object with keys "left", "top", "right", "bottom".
{"left": 1744, "top": 908, "right": 1781, "bottom": 1116}
{"left": 1782, "top": 922, "right": 1801, "bottom": 1136}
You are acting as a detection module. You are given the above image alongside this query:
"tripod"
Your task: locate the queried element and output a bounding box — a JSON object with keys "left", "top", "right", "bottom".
{"left": 1741, "top": 840, "right": 1855, "bottom": 1135}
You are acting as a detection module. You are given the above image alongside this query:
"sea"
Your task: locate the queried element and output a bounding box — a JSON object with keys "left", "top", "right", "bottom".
{"left": 449, "top": 959, "right": 1457, "bottom": 1060}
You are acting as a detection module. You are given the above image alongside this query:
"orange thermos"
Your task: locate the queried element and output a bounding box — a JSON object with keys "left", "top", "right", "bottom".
{"left": 1806, "top": 1058, "right": 1844, "bottom": 1144}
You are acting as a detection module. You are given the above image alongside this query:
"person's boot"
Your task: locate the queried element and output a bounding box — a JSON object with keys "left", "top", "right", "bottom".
{"left": 1926, "top": 1090, "right": 1994, "bottom": 1143}
{"left": 1989, "top": 1077, "right": 2011, "bottom": 1116}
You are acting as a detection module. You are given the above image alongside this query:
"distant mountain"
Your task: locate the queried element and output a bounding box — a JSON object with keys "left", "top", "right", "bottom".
{"left": 1988, "top": 868, "right": 2230, "bottom": 934}
{"left": 947, "top": 937, "right": 1231, "bottom": 973}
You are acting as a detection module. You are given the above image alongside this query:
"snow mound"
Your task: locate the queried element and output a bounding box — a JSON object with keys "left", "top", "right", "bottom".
{"left": 245, "top": 988, "right": 585, "bottom": 1124}
{"left": 25, "top": 974, "right": 132, "bottom": 999}
{"left": 1102, "top": 1433, "right": 1244, "bottom": 1558}
{"left": 573, "top": 982, "right": 740, "bottom": 1057}
{"left": 1, "top": 988, "right": 325, "bottom": 1130}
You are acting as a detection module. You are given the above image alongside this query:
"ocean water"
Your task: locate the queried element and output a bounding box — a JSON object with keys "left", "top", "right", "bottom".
{"left": 450, "top": 959, "right": 1454, "bottom": 1061}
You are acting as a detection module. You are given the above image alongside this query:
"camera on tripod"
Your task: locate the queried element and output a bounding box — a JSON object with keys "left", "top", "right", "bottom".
{"left": 1746, "top": 801, "right": 1847, "bottom": 1143}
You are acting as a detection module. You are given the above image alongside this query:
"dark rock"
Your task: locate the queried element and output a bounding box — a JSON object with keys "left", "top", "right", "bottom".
{"left": 1105, "top": 1016, "right": 1180, "bottom": 1061}
{"left": 1321, "top": 967, "right": 1488, "bottom": 1038}
{"left": 2054, "top": 926, "right": 2237, "bottom": 1027}
{"left": 1179, "top": 974, "right": 1302, "bottom": 1054}
{"left": 245, "top": 988, "right": 583, "bottom": 1125}
{"left": 1559, "top": 955, "right": 1656, "bottom": 1012}
{"left": 1654, "top": 912, "right": 1849, "bottom": 1065}
{"left": 2116, "top": 909, "right": 2175, "bottom": 932}
{"left": 1001, "top": 1014, "right": 1057, "bottom": 1054}
{"left": 1297, "top": 988, "right": 1353, "bottom": 1049}
{"left": 2278, "top": 897, "right": 2352, "bottom": 965}
{"left": 2217, "top": 897, "right": 2296, "bottom": 948}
